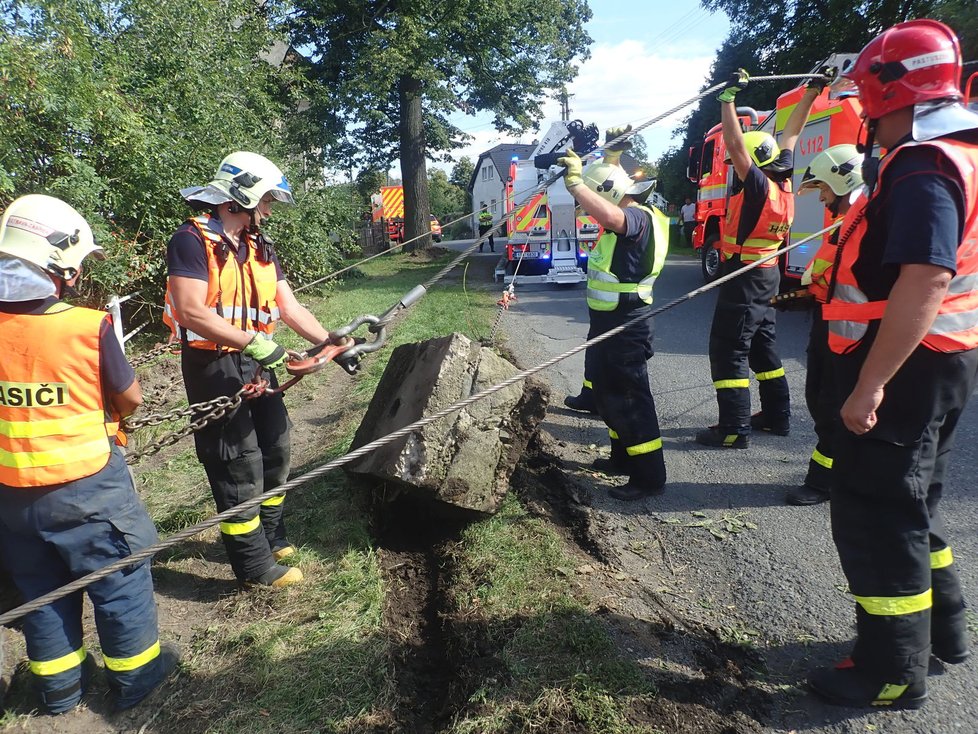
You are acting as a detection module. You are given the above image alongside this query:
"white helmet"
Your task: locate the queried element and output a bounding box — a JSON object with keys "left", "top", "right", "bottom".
{"left": 181, "top": 151, "right": 295, "bottom": 209}
{"left": 581, "top": 161, "right": 655, "bottom": 206}
{"left": 0, "top": 194, "right": 103, "bottom": 280}
{"left": 799, "top": 144, "right": 863, "bottom": 196}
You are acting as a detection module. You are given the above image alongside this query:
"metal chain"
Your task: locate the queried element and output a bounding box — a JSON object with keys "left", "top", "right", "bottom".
{"left": 123, "top": 389, "right": 249, "bottom": 465}
{"left": 128, "top": 342, "right": 180, "bottom": 369}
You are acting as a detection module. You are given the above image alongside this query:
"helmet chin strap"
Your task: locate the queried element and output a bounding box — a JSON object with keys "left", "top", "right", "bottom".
{"left": 857, "top": 119, "right": 880, "bottom": 195}
{"left": 828, "top": 196, "right": 842, "bottom": 217}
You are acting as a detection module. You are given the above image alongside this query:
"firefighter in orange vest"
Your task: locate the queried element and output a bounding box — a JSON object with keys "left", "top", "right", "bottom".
{"left": 695, "top": 71, "right": 819, "bottom": 448}
{"left": 0, "top": 195, "right": 179, "bottom": 713}
{"left": 166, "top": 151, "right": 341, "bottom": 588}
{"left": 808, "top": 20, "right": 978, "bottom": 709}
{"left": 778, "top": 145, "right": 864, "bottom": 506}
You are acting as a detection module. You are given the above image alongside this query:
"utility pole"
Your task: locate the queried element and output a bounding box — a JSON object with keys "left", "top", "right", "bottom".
{"left": 559, "top": 88, "right": 571, "bottom": 122}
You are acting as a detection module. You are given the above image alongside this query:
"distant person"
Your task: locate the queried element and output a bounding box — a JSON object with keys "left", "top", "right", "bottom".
{"left": 680, "top": 196, "right": 696, "bottom": 247}
{"left": 478, "top": 204, "right": 495, "bottom": 252}
{"left": 0, "top": 195, "right": 178, "bottom": 713}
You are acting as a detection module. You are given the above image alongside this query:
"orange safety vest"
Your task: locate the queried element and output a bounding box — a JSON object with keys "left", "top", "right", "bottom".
{"left": 0, "top": 303, "right": 119, "bottom": 487}
{"left": 806, "top": 217, "right": 844, "bottom": 303}
{"left": 822, "top": 138, "right": 978, "bottom": 354}
{"left": 163, "top": 214, "right": 280, "bottom": 351}
{"left": 721, "top": 176, "right": 794, "bottom": 268}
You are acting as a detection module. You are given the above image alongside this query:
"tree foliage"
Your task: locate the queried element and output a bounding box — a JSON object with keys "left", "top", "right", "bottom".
{"left": 0, "top": 0, "right": 348, "bottom": 317}
{"left": 656, "top": 0, "right": 977, "bottom": 204}
{"left": 289, "top": 0, "right": 592, "bottom": 248}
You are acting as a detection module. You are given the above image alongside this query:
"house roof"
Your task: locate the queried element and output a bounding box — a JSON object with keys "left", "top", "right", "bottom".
{"left": 467, "top": 143, "right": 642, "bottom": 192}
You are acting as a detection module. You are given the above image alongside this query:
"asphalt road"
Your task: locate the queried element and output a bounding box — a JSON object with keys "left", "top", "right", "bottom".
{"left": 448, "top": 240, "right": 978, "bottom": 734}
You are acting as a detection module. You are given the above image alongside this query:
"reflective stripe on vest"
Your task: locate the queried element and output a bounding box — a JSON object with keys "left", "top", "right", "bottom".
{"left": 0, "top": 304, "right": 116, "bottom": 487}
{"left": 163, "top": 214, "right": 280, "bottom": 351}
{"left": 804, "top": 216, "right": 846, "bottom": 302}
{"left": 586, "top": 205, "right": 670, "bottom": 312}
{"left": 721, "top": 175, "right": 793, "bottom": 268}
{"left": 823, "top": 139, "right": 978, "bottom": 354}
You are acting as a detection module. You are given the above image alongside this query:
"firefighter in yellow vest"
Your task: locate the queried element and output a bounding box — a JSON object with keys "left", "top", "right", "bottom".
{"left": 779, "top": 145, "right": 864, "bottom": 505}
{"left": 809, "top": 20, "right": 978, "bottom": 709}
{"left": 558, "top": 127, "right": 670, "bottom": 501}
{"left": 695, "top": 71, "right": 819, "bottom": 448}
{"left": 166, "top": 151, "right": 339, "bottom": 588}
{"left": 0, "top": 195, "right": 179, "bottom": 713}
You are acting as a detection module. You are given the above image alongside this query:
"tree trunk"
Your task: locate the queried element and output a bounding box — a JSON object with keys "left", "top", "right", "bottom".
{"left": 398, "top": 74, "right": 432, "bottom": 252}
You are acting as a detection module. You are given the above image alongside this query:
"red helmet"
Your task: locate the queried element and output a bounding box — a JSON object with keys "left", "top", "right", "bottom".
{"left": 843, "top": 19, "right": 961, "bottom": 120}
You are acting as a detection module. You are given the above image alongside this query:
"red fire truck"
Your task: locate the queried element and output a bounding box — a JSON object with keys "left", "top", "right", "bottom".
{"left": 687, "top": 57, "right": 863, "bottom": 282}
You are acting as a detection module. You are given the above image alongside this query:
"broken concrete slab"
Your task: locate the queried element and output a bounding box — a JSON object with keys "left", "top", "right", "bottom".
{"left": 347, "top": 332, "right": 549, "bottom": 514}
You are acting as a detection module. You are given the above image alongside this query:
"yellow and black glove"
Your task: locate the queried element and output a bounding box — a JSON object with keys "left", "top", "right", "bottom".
{"left": 717, "top": 68, "right": 749, "bottom": 103}
{"left": 603, "top": 125, "right": 633, "bottom": 166}
{"left": 558, "top": 148, "right": 584, "bottom": 189}
{"left": 243, "top": 335, "right": 288, "bottom": 370}
{"left": 806, "top": 65, "right": 837, "bottom": 94}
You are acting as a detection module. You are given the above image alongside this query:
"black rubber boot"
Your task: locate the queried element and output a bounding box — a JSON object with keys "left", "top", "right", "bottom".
{"left": 591, "top": 457, "right": 628, "bottom": 476}
{"left": 563, "top": 392, "right": 597, "bottom": 414}
{"left": 750, "top": 411, "right": 790, "bottom": 436}
{"left": 695, "top": 426, "right": 749, "bottom": 449}
{"left": 609, "top": 479, "right": 665, "bottom": 502}
{"left": 785, "top": 484, "right": 830, "bottom": 506}
{"left": 808, "top": 660, "right": 927, "bottom": 710}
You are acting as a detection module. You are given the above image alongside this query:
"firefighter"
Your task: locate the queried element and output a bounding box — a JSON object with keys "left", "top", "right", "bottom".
{"left": 478, "top": 205, "right": 495, "bottom": 252}
{"left": 781, "top": 145, "right": 864, "bottom": 506}
{"left": 695, "top": 70, "right": 820, "bottom": 448}
{"left": 558, "top": 127, "right": 669, "bottom": 501}
{"left": 0, "top": 195, "right": 179, "bottom": 713}
{"left": 808, "top": 20, "right": 978, "bottom": 709}
{"left": 166, "top": 151, "right": 340, "bottom": 588}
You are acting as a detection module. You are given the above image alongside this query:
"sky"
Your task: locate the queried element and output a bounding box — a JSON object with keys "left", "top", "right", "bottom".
{"left": 418, "top": 1, "right": 731, "bottom": 177}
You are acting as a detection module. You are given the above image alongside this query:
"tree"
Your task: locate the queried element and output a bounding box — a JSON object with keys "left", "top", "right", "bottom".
{"left": 0, "top": 0, "right": 342, "bottom": 312}
{"left": 289, "top": 0, "right": 592, "bottom": 250}
{"left": 428, "top": 168, "right": 464, "bottom": 221}
{"left": 450, "top": 157, "right": 475, "bottom": 213}
{"left": 657, "top": 0, "right": 976, "bottom": 206}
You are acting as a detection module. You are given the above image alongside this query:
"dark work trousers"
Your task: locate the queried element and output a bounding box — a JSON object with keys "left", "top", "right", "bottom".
{"left": 0, "top": 447, "right": 165, "bottom": 712}
{"left": 683, "top": 221, "right": 696, "bottom": 248}
{"left": 831, "top": 337, "right": 978, "bottom": 685}
{"left": 804, "top": 306, "right": 837, "bottom": 491}
{"left": 708, "top": 257, "right": 789, "bottom": 433}
{"left": 577, "top": 346, "right": 595, "bottom": 402}
{"left": 182, "top": 348, "right": 292, "bottom": 583}
{"left": 589, "top": 309, "right": 666, "bottom": 489}
{"left": 478, "top": 224, "right": 495, "bottom": 252}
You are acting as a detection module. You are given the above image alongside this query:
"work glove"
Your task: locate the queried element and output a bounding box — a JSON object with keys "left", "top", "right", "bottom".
{"left": 243, "top": 335, "right": 288, "bottom": 370}
{"left": 770, "top": 288, "right": 814, "bottom": 312}
{"left": 603, "top": 125, "right": 633, "bottom": 165}
{"left": 717, "top": 68, "right": 749, "bottom": 103}
{"left": 806, "top": 65, "right": 837, "bottom": 94}
{"left": 557, "top": 147, "right": 584, "bottom": 190}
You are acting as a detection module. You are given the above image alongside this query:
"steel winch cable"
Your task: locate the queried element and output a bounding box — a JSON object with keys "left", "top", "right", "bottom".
{"left": 0, "top": 217, "right": 840, "bottom": 628}
{"left": 293, "top": 72, "right": 829, "bottom": 299}
{"left": 0, "top": 71, "right": 833, "bottom": 626}
{"left": 372, "top": 73, "right": 832, "bottom": 331}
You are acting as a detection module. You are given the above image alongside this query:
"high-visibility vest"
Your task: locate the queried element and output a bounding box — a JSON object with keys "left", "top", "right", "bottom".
{"left": 479, "top": 211, "right": 493, "bottom": 225}
{"left": 804, "top": 218, "right": 844, "bottom": 303}
{"left": 163, "top": 214, "right": 280, "bottom": 351}
{"left": 0, "top": 302, "right": 119, "bottom": 487}
{"left": 721, "top": 176, "right": 794, "bottom": 268}
{"left": 822, "top": 138, "right": 978, "bottom": 354}
{"left": 586, "top": 205, "right": 669, "bottom": 312}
